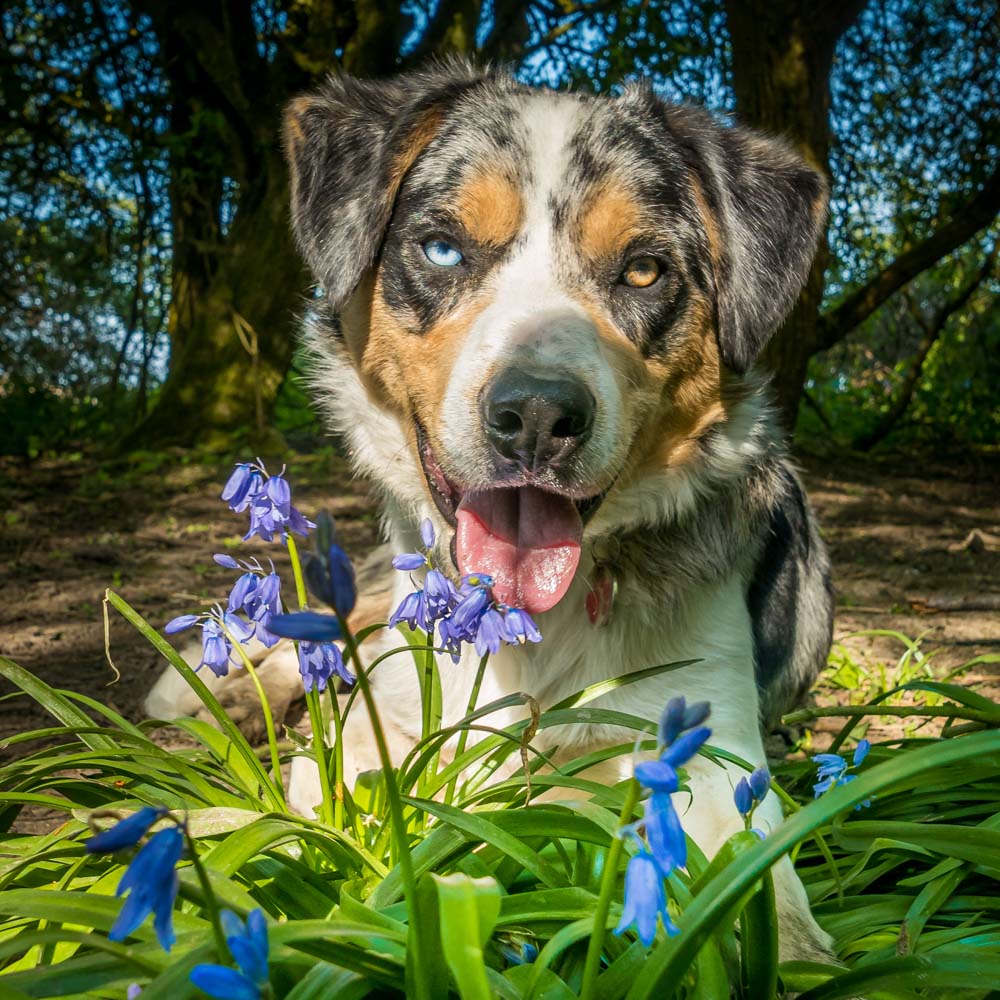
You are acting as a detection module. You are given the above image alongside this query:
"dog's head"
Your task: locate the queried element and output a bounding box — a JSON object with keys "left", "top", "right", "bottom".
{"left": 284, "top": 63, "right": 827, "bottom": 616}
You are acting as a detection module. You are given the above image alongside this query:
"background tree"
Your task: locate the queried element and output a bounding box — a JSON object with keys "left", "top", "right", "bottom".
{"left": 2, "top": 0, "right": 997, "bottom": 453}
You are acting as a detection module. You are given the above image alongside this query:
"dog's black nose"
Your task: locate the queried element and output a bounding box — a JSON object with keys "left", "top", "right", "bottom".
{"left": 482, "top": 369, "right": 595, "bottom": 470}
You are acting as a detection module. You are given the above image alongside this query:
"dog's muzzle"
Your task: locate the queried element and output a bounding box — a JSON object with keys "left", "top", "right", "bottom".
{"left": 481, "top": 368, "right": 595, "bottom": 473}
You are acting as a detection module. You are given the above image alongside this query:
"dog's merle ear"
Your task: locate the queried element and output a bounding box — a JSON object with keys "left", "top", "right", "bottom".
{"left": 283, "top": 64, "right": 484, "bottom": 309}
{"left": 661, "top": 105, "right": 829, "bottom": 373}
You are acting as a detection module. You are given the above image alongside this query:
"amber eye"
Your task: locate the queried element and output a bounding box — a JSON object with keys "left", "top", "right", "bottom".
{"left": 621, "top": 255, "right": 662, "bottom": 288}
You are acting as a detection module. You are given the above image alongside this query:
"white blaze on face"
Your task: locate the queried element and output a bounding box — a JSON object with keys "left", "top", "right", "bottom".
{"left": 438, "top": 94, "right": 623, "bottom": 489}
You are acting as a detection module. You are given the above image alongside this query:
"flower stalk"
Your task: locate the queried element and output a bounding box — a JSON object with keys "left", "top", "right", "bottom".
{"left": 580, "top": 778, "right": 643, "bottom": 1000}
{"left": 226, "top": 632, "right": 286, "bottom": 809}
{"left": 334, "top": 606, "right": 431, "bottom": 1000}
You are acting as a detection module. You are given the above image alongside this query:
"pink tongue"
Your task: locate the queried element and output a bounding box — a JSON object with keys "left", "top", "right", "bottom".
{"left": 456, "top": 486, "right": 582, "bottom": 614}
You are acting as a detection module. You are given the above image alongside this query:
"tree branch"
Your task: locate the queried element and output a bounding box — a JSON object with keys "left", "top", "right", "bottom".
{"left": 818, "top": 160, "right": 1000, "bottom": 350}
{"left": 406, "top": 0, "right": 481, "bottom": 65}
{"left": 479, "top": 0, "right": 533, "bottom": 61}
{"left": 852, "top": 244, "right": 997, "bottom": 451}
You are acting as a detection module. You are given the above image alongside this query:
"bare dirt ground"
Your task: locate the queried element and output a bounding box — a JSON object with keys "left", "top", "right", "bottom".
{"left": 1, "top": 446, "right": 998, "bottom": 797}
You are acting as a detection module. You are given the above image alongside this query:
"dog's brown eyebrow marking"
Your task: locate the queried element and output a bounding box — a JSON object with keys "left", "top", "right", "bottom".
{"left": 575, "top": 180, "right": 645, "bottom": 261}
{"left": 452, "top": 169, "right": 523, "bottom": 247}
{"left": 388, "top": 106, "right": 447, "bottom": 192}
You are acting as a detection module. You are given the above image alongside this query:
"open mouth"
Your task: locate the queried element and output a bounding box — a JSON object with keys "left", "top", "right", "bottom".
{"left": 416, "top": 422, "right": 607, "bottom": 615}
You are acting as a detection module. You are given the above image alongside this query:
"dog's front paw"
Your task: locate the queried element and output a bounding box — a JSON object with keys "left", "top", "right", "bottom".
{"left": 196, "top": 672, "right": 294, "bottom": 745}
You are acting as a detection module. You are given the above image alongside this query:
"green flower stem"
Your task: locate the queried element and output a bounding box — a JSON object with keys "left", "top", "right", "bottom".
{"left": 444, "top": 653, "right": 489, "bottom": 805}
{"left": 579, "top": 777, "right": 643, "bottom": 1000}
{"left": 334, "top": 609, "right": 430, "bottom": 1000}
{"left": 284, "top": 534, "right": 309, "bottom": 610}
{"left": 228, "top": 635, "right": 286, "bottom": 809}
{"left": 420, "top": 640, "right": 434, "bottom": 742}
{"left": 285, "top": 532, "right": 336, "bottom": 829}
{"left": 306, "top": 686, "right": 336, "bottom": 828}
{"left": 183, "top": 824, "right": 229, "bottom": 960}
{"left": 328, "top": 686, "right": 346, "bottom": 830}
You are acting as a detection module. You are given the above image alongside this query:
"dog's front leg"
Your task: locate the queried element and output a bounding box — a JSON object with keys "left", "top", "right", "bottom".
{"left": 681, "top": 752, "right": 836, "bottom": 965}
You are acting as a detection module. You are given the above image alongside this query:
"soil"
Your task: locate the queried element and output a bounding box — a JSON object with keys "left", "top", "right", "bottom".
{"left": 1, "top": 446, "right": 998, "bottom": 828}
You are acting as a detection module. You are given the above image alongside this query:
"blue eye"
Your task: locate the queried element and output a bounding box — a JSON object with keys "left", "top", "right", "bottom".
{"left": 422, "top": 238, "right": 463, "bottom": 267}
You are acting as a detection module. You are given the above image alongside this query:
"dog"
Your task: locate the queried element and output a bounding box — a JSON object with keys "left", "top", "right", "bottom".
{"left": 147, "top": 61, "right": 835, "bottom": 959}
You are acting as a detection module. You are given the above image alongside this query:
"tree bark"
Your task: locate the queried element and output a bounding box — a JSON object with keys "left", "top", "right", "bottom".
{"left": 725, "top": 0, "right": 866, "bottom": 430}
{"left": 122, "top": 1, "right": 309, "bottom": 449}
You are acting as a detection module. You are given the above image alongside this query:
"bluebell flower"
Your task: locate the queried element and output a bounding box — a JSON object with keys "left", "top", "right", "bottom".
{"left": 227, "top": 572, "right": 259, "bottom": 614}
{"left": 458, "top": 572, "right": 494, "bottom": 596}
{"left": 214, "top": 554, "right": 240, "bottom": 570}
{"left": 164, "top": 607, "right": 255, "bottom": 678}
{"left": 86, "top": 806, "right": 167, "bottom": 853}
{"left": 245, "top": 572, "right": 281, "bottom": 623}
{"left": 391, "top": 518, "right": 437, "bottom": 572}
{"left": 658, "top": 696, "right": 710, "bottom": 747}
{"left": 189, "top": 966, "right": 259, "bottom": 1000}
{"left": 812, "top": 742, "right": 872, "bottom": 808}
{"left": 437, "top": 618, "right": 464, "bottom": 663}
{"left": 502, "top": 607, "right": 542, "bottom": 645}
{"left": 392, "top": 552, "right": 428, "bottom": 571}
{"left": 473, "top": 607, "right": 506, "bottom": 657}
{"left": 165, "top": 614, "right": 199, "bottom": 634}
{"left": 127, "top": 986, "right": 142, "bottom": 999}
{"left": 389, "top": 589, "right": 432, "bottom": 632}
{"left": 221, "top": 464, "right": 260, "bottom": 512}
{"left": 190, "top": 908, "right": 269, "bottom": 1000}
{"left": 614, "top": 850, "right": 677, "bottom": 947}
{"left": 222, "top": 611, "right": 254, "bottom": 644}
{"left": 630, "top": 698, "right": 711, "bottom": 880}
{"left": 420, "top": 518, "right": 435, "bottom": 548}
{"left": 199, "top": 618, "right": 233, "bottom": 678}
{"left": 222, "top": 909, "right": 269, "bottom": 984}
{"left": 644, "top": 792, "right": 687, "bottom": 874}
{"left": 499, "top": 938, "right": 538, "bottom": 966}
{"left": 734, "top": 778, "right": 754, "bottom": 817}
{"left": 299, "top": 641, "right": 353, "bottom": 692}
{"left": 109, "top": 826, "right": 184, "bottom": 951}
{"left": 660, "top": 725, "right": 711, "bottom": 768}
{"left": 305, "top": 545, "right": 357, "bottom": 615}
{"left": 226, "top": 463, "right": 315, "bottom": 543}
{"left": 634, "top": 758, "right": 681, "bottom": 794}
{"left": 424, "top": 569, "right": 459, "bottom": 617}
{"left": 267, "top": 610, "right": 342, "bottom": 642}
{"left": 450, "top": 585, "right": 491, "bottom": 638}
{"left": 749, "top": 766, "right": 771, "bottom": 802}
{"left": 736, "top": 766, "right": 771, "bottom": 821}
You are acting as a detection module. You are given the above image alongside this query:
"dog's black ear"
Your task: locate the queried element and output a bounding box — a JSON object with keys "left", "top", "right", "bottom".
{"left": 283, "top": 63, "right": 484, "bottom": 309}
{"left": 663, "top": 105, "right": 828, "bottom": 373}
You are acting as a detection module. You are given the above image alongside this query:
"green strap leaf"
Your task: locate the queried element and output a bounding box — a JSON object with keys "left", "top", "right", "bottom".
{"left": 434, "top": 873, "right": 502, "bottom": 1000}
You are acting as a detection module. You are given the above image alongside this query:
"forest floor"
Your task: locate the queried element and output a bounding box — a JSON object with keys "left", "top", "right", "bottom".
{"left": 2, "top": 445, "right": 999, "bottom": 826}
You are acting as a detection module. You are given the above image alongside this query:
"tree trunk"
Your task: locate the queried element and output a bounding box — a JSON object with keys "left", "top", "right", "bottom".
{"left": 725, "top": 0, "right": 865, "bottom": 431}
{"left": 122, "top": 2, "right": 306, "bottom": 450}
{"left": 127, "top": 157, "right": 304, "bottom": 449}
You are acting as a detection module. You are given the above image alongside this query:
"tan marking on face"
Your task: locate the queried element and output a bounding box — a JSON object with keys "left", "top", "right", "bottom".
{"left": 570, "top": 275, "right": 735, "bottom": 484}
{"left": 576, "top": 181, "right": 645, "bottom": 262}
{"left": 352, "top": 270, "right": 497, "bottom": 465}
{"left": 631, "top": 298, "right": 737, "bottom": 473}
{"left": 454, "top": 170, "right": 524, "bottom": 246}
